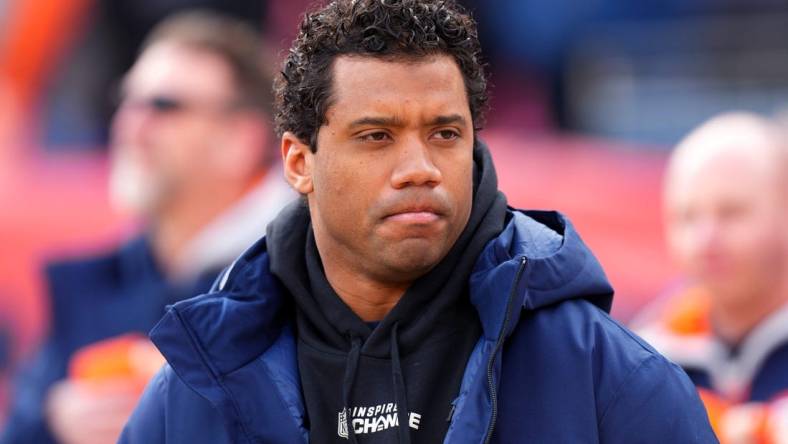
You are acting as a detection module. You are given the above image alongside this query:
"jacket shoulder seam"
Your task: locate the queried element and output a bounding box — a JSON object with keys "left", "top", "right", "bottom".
{"left": 597, "top": 353, "right": 659, "bottom": 427}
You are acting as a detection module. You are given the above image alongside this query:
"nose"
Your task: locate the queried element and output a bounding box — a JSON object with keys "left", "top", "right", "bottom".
{"left": 691, "top": 216, "right": 723, "bottom": 257}
{"left": 390, "top": 137, "right": 442, "bottom": 189}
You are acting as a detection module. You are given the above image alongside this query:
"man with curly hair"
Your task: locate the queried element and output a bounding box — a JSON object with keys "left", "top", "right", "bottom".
{"left": 120, "top": 1, "right": 717, "bottom": 442}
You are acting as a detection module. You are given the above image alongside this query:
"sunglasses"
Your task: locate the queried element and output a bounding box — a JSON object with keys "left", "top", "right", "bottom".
{"left": 114, "top": 92, "right": 245, "bottom": 116}
{"left": 145, "top": 95, "right": 187, "bottom": 113}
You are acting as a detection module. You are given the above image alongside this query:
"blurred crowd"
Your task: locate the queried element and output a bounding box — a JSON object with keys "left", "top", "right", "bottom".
{"left": 0, "top": 0, "right": 787, "bottom": 442}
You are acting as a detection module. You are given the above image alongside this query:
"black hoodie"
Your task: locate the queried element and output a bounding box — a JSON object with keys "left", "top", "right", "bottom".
{"left": 266, "top": 143, "right": 507, "bottom": 443}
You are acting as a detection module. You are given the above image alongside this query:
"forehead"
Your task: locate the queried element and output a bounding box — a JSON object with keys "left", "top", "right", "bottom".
{"left": 666, "top": 145, "right": 780, "bottom": 211}
{"left": 327, "top": 55, "right": 469, "bottom": 122}
{"left": 124, "top": 42, "right": 235, "bottom": 98}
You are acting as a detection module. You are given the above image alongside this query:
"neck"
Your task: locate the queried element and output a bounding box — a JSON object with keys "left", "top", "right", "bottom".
{"left": 711, "top": 289, "right": 788, "bottom": 345}
{"left": 322, "top": 257, "right": 409, "bottom": 322}
{"left": 150, "top": 175, "right": 264, "bottom": 277}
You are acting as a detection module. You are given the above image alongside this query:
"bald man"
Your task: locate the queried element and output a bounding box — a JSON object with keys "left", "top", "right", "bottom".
{"left": 634, "top": 112, "right": 788, "bottom": 441}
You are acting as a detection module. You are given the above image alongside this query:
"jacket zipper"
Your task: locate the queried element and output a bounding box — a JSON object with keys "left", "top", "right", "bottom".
{"left": 483, "top": 256, "right": 528, "bottom": 444}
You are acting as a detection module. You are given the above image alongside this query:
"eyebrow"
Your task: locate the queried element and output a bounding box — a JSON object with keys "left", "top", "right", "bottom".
{"left": 349, "top": 116, "right": 405, "bottom": 129}
{"left": 348, "top": 113, "right": 468, "bottom": 129}
{"left": 428, "top": 114, "right": 467, "bottom": 127}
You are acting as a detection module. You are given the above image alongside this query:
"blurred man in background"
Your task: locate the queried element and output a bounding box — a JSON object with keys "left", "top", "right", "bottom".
{"left": 1, "top": 11, "right": 292, "bottom": 444}
{"left": 635, "top": 112, "right": 788, "bottom": 442}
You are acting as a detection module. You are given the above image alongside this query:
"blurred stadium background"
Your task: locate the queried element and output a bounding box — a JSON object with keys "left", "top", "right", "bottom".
{"left": 1, "top": 0, "right": 787, "bottom": 420}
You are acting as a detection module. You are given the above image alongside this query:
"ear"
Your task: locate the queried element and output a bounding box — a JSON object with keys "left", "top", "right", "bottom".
{"left": 282, "top": 131, "right": 314, "bottom": 194}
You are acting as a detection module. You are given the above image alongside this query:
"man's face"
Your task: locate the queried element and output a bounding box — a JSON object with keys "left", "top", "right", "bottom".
{"left": 301, "top": 55, "right": 474, "bottom": 285}
{"left": 109, "top": 42, "right": 239, "bottom": 216}
{"left": 665, "top": 147, "right": 787, "bottom": 307}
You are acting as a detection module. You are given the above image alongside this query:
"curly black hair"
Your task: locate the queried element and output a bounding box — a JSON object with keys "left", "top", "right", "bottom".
{"left": 274, "top": 0, "right": 488, "bottom": 151}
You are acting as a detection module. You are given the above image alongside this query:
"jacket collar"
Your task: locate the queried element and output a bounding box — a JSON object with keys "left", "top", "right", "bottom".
{"left": 471, "top": 210, "right": 612, "bottom": 341}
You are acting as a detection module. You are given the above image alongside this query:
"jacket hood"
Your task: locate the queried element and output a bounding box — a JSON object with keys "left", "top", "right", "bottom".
{"left": 469, "top": 209, "right": 614, "bottom": 341}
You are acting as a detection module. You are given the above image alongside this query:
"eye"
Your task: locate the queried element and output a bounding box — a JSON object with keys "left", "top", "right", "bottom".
{"left": 359, "top": 131, "right": 391, "bottom": 142}
{"left": 433, "top": 129, "right": 460, "bottom": 141}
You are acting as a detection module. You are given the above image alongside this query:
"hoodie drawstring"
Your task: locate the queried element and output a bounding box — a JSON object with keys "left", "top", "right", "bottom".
{"left": 342, "top": 325, "right": 412, "bottom": 444}
{"left": 391, "top": 322, "right": 412, "bottom": 444}
{"left": 343, "top": 335, "right": 363, "bottom": 444}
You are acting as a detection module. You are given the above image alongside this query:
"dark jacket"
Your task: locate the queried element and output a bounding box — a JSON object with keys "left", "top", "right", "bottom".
{"left": 0, "top": 237, "right": 217, "bottom": 444}
{"left": 120, "top": 211, "right": 718, "bottom": 443}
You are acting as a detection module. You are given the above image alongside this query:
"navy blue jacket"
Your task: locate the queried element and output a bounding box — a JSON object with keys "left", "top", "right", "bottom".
{"left": 0, "top": 237, "right": 218, "bottom": 444}
{"left": 120, "top": 211, "right": 718, "bottom": 443}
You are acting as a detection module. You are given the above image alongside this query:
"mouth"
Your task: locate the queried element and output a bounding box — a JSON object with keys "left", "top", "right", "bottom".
{"left": 382, "top": 204, "right": 445, "bottom": 225}
{"left": 384, "top": 211, "right": 441, "bottom": 224}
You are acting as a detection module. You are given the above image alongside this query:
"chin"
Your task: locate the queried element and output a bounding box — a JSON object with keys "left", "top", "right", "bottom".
{"left": 110, "top": 181, "right": 156, "bottom": 213}
{"left": 705, "top": 281, "right": 753, "bottom": 307}
{"left": 109, "top": 162, "right": 159, "bottom": 214}
{"left": 380, "top": 245, "right": 445, "bottom": 280}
